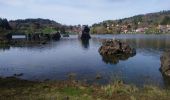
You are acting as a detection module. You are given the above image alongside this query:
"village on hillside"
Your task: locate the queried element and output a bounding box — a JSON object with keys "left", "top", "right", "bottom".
{"left": 103, "top": 23, "right": 170, "bottom": 34}
{"left": 91, "top": 11, "right": 170, "bottom": 34}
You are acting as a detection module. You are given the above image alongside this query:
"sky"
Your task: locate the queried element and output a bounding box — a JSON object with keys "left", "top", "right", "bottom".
{"left": 0, "top": 0, "right": 170, "bottom": 25}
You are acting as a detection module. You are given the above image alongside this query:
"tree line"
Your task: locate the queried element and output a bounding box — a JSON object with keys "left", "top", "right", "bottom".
{"left": 91, "top": 10, "right": 170, "bottom": 34}
{"left": 0, "top": 18, "right": 81, "bottom": 35}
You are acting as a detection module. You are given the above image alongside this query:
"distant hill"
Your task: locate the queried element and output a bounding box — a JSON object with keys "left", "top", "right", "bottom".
{"left": 9, "top": 18, "right": 62, "bottom": 30}
{"left": 9, "top": 18, "right": 66, "bottom": 34}
{"left": 91, "top": 10, "right": 170, "bottom": 34}
{"left": 1, "top": 10, "right": 170, "bottom": 35}
{"left": 0, "top": 18, "right": 82, "bottom": 35}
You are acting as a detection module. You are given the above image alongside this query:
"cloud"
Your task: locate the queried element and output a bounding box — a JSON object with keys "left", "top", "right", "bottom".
{"left": 0, "top": 0, "right": 28, "bottom": 6}
{"left": 0, "top": 0, "right": 170, "bottom": 25}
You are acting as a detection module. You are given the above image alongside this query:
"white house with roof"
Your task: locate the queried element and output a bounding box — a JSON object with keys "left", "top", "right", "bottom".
{"left": 158, "top": 25, "right": 170, "bottom": 33}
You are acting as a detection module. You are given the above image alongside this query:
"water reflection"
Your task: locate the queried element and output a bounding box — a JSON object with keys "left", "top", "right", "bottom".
{"left": 79, "top": 39, "right": 90, "bottom": 49}
{"left": 0, "top": 34, "right": 170, "bottom": 87}
{"left": 0, "top": 40, "right": 57, "bottom": 52}
{"left": 93, "top": 34, "right": 170, "bottom": 51}
{"left": 121, "top": 38, "right": 170, "bottom": 51}
{"left": 0, "top": 44, "right": 10, "bottom": 51}
{"left": 100, "top": 53, "right": 136, "bottom": 64}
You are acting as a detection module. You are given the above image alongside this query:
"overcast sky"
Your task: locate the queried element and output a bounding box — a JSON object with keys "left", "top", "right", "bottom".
{"left": 0, "top": 0, "right": 170, "bottom": 25}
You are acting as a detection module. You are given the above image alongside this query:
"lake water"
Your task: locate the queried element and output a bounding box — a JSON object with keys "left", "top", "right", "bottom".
{"left": 0, "top": 34, "right": 170, "bottom": 87}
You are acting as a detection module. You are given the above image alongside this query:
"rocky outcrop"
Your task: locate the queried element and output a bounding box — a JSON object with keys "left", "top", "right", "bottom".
{"left": 160, "top": 51, "right": 170, "bottom": 77}
{"left": 99, "top": 40, "right": 136, "bottom": 56}
{"left": 79, "top": 25, "right": 91, "bottom": 40}
{"left": 99, "top": 40, "right": 136, "bottom": 64}
{"left": 51, "top": 32, "right": 61, "bottom": 40}
{"left": 32, "top": 34, "right": 41, "bottom": 40}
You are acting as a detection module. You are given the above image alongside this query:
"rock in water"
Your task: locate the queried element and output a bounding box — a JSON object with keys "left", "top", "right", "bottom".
{"left": 99, "top": 40, "right": 136, "bottom": 64}
{"left": 79, "top": 25, "right": 91, "bottom": 40}
{"left": 99, "top": 40, "right": 136, "bottom": 55}
{"left": 51, "top": 32, "right": 61, "bottom": 40}
{"left": 160, "top": 51, "right": 170, "bottom": 77}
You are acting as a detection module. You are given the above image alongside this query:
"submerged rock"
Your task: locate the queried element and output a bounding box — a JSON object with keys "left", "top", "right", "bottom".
{"left": 160, "top": 50, "right": 170, "bottom": 77}
{"left": 79, "top": 25, "right": 91, "bottom": 40}
{"left": 99, "top": 40, "right": 136, "bottom": 64}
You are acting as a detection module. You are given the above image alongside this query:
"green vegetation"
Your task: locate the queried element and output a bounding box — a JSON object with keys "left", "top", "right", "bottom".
{"left": 42, "top": 27, "right": 58, "bottom": 34}
{"left": 161, "top": 16, "right": 170, "bottom": 25}
{"left": 91, "top": 10, "right": 170, "bottom": 34}
{"left": 9, "top": 18, "right": 62, "bottom": 34}
{"left": 0, "top": 77, "right": 170, "bottom": 100}
{"left": 0, "top": 18, "right": 11, "bottom": 35}
{"left": 0, "top": 18, "right": 81, "bottom": 36}
{"left": 0, "top": 18, "right": 11, "bottom": 30}
{"left": 1, "top": 10, "right": 170, "bottom": 35}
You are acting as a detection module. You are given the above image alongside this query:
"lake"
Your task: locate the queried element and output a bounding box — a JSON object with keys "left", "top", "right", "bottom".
{"left": 0, "top": 34, "right": 170, "bottom": 87}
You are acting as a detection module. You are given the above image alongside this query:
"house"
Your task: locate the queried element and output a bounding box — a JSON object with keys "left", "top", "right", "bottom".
{"left": 167, "top": 25, "right": 170, "bottom": 32}
{"left": 135, "top": 28, "right": 145, "bottom": 32}
{"left": 123, "top": 30, "right": 128, "bottom": 33}
{"left": 158, "top": 25, "right": 170, "bottom": 33}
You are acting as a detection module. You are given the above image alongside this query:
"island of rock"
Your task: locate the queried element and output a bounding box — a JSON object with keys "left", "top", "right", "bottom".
{"left": 99, "top": 40, "right": 136, "bottom": 64}
{"left": 79, "top": 25, "right": 91, "bottom": 40}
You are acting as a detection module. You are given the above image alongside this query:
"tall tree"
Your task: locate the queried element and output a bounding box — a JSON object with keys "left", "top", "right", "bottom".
{"left": 161, "top": 16, "right": 170, "bottom": 25}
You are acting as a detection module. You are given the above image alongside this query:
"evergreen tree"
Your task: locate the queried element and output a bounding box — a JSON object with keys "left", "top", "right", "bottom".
{"left": 161, "top": 16, "right": 170, "bottom": 25}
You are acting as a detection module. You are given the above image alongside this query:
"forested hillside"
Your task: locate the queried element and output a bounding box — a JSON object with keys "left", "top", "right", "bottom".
{"left": 9, "top": 18, "right": 63, "bottom": 34}
{"left": 91, "top": 10, "right": 170, "bottom": 34}
{"left": 1, "top": 10, "right": 170, "bottom": 35}
{"left": 0, "top": 18, "right": 81, "bottom": 35}
{"left": 0, "top": 18, "right": 12, "bottom": 34}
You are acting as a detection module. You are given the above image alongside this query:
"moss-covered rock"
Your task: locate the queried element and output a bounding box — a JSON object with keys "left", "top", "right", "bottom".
{"left": 160, "top": 50, "right": 170, "bottom": 77}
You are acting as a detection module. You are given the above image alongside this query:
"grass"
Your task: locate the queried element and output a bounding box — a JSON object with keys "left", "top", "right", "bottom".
{"left": 0, "top": 77, "right": 170, "bottom": 100}
{"left": 42, "top": 27, "right": 58, "bottom": 34}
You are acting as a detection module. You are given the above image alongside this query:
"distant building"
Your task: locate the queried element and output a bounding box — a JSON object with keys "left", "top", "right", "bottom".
{"left": 135, "top": 28, "right": 145, "bottom": 32}
{"left": 158, "top": 25, "right": 170, "bottom": 33}
{"left": 123, "top": 30, "right": 128, "bottom": 33}
{"left": 167, "top": 25, "right": 170, "bottom": 32}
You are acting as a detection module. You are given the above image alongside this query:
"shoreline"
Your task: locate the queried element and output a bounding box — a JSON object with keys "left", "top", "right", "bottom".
{"left": 0, "top": 77, "right": 170, "bottom": 100}
{"left": 91, "top": 33, "right": 170, "bottom": 35}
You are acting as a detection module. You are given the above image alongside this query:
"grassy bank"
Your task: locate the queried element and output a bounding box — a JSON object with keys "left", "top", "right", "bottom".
{"left": 0, "top": 77, "right": 170, "bottom": 100}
